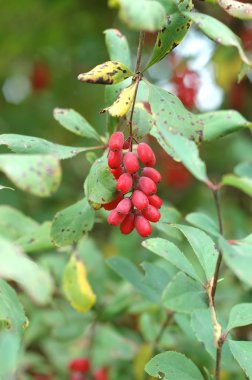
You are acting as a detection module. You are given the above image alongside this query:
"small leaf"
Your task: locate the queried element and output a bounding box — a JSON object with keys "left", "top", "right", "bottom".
{"left": 228, "top": 340, "right": 252, "bottom": 379}
{"left": 218, "top": 0, "right": 252, "bottom": 20}
{"left": 51, "top": 198, "right": 95, "bottom": 247}
{"left": 145, "top": 0, "right": 193, "bottom": 70}
{"left": 142, "top": 238, "right": 200, "bottom": 281}
{"left": 163, "top": 272, "right": 207, "bottom": 313}
{"left": 0, "top": 237, "right": 53, "bottom": 305}
{"left": 234, "top": 161, "right": 252, "bottom": 177}
{"left": 0, "top": 206, "right": 38, "bottom": 241}
{"left": 0, "top": 185, "right": 14, "bottom": 191}
{"left": 78, "top": 61, "right": 133, "bottom": 85}
{"left": 62, "top": 255, "right": 96, "bottom": 313}
{"left": 227, "top": 303, "right": 252, "bottom": 331}
{"left": 221, "top": 174, "right": 252, "bottom": 196}
{"left": 16, "top": 222, "right": 53, "bottom": 253}
{"left": 119, "top": 0, "right": 166, "bottom": 32}
{"left": 84, "top": 153, "right": 117, "bottom": 204}
{"left": 53, "top": 108, "right": 101, "bottom": 141}
{"left": 185, "top": 212, "right": 220, "bottom": 237}
{"left": 0, "top": 154, "right": 61, "bottom": 197}
{"left": 145, "top": 351, "right": 204, "bottom": 380}
{"left": 185, "top": 11, "right": 251, "bottom": 66}
{"left": 104, "top": 29, "right": 131, "bottom": 68}
{"left": 101, "top": 80, "right": 137, "bottom": 117}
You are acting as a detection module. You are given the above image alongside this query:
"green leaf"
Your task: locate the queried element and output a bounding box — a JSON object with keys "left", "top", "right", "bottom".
{"left": 145, "top": 351, "right": 204, "bottom": 380}
{"left": 0, "top": 134, "right": 90, "bottom": 159}
{"left": 185, "top": 212, "right": 220, "bottom": 237}
{"left": 144, "top": 0, "right": 193, "bottom": 70}
{"left": 0, "top": 154, "right": 61, "bottom": 197}
{"left": 162, "top": 272, "right": 207, "bottom": 313}
{"left": 104, "top": 29, "right": 131, "bottom": 68}
{"left": 0, "top": 279, "right": 28, "bottom": 379}
{"left": 222, "top": 174, "right": 252, "bottom": 196}
{"left": 53, "top": 108, "right": 101, "bottom": 141}
{"left": 62, "top": 254, "right": 96, "bottom": 313}
{"left": 0, "top": 237, "right": 53, "bottom": 305}
{"left": 173, "top": 225, "right": 219, "bottom": 281}
{"left": 149, "top": 85, "right": 208, "bottom": 182}
{"left": 227, "top": 303, "right": 252, "bottom": 331}
{"left": 78, "top": 60, "right": 133, "bottom": 85}
{"left": 119, "top": 0, "right": 166, "bottom": 31}
{"left": 0, "top": 185, "right": 14, "bottom": 191}
{"left": 51, "top": 198, "right": 95, "bottom": 247}
{"left": 128, "top": 103, "right": 153, "bottom": 140}
{"left": 185, "top": 11, "right": 251, "bottom": 66}
{"left": 219, "top": 237, "right": 252, "bottom": 287}
{"left": 84, "top": 153, "right": 117, "bottom": 205}
{"left": 218, "top": 0, "right": 252, "bottom": 20}
{"left": 228, "top": 340, "right": 252, "bottom": 379}
{"left": 0, "top": 206, "right": 38, "bottom": 241}
{"left": 234, "top": 161, "right": 252, "bottom": 178}
{"left": 16, "top": 222, "right": 53, "bottom": 253}
{"left": 142, "top": 238, "right": 200, "bottom": 281}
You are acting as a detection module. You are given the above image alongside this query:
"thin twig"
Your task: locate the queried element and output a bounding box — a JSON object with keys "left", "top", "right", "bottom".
{"left": 134, "top": 31, "right": 145, "bottom": 73}
{"left": 152, "top": 312, "right": 173, "bottom": 354}
{"left": 129, "top": 76, "right": 141, "bottom": 151}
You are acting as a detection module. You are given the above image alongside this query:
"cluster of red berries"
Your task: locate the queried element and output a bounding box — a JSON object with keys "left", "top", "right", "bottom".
{"left": 69, "top": 358, "right": 107, "bottom": 380}
{"left": 102, "top": 132, "right": 162, "bottom": 237}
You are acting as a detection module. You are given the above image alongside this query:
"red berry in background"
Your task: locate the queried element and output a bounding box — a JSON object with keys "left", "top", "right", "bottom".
{"left": 108, "top": 131, "right": 124, "bottom": 152}
{"left": 108, "top": 150, "right": 123, "bottom": 169}
{"left": 142, "top": 167, "right": 161, "bottom": 184}
{"left": 110, "top": 165, "right": 124, "bottom": 179}
{"left": 142, "top": 205, "right": 161, "bottom": 222}
{"left": 94, "top": 368, "right": 108, "bottom": 380}
{"left": 137, "top": 143, "right": 156, "bottom": 166}
{"left": 116, "top": 173, "right": 133, "bottom": 194}
{"left": 172, "top": 68, "right": 199, "bottom": 109}
{"left": 68, "top": 358, "right": 90, "bottom": 373}
{"left": 31, "top": 61, "right": 51, "bottom": 91}
{"left": 135, "top": 215, "right": 152, "bottom": 237}
{"left": 116, "top": 198, "right": 132, "bottom": 214}
{"left": 103, "top": 193, "right": 123, "bottom": 210}
{"left": 120, "top": 213, "right": 135, "bottom": 234}
{"left": 148, "top": 194, "right": 162, "bottom": 209}
{"left": 165, "top": 156, "right": 192, "bottom": 189}
{"left": 132, "top": 190, "right": 149, "bottom": 210}
{"left": 107, "top": 209, "right": 126, "bottom": 226}
{"left": 123, "top": 152, "right": 140, "bottom": 174}
{"left": 138, "top": 176, "right": 157, "bottom": 195}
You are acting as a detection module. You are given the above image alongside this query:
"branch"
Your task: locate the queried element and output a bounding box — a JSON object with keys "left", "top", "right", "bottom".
{"left": 134, "top": 31, "right": 145, "bottom": 73}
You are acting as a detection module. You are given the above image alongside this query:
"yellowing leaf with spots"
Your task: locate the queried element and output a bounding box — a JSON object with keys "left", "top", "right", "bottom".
{"left": 78, "top": 61, "right": 133, "bottom": 85}
{"left": 101, "top": 80, "right": 137, "bottom": 117}
{"left": 218, "top": 0, "right": 252, "bottom": 20}
{"left": 144, "top": 0, "right": 193, "bottom": 70}
{"left": 63, "top": 255, "right": 96, "bottom": 313}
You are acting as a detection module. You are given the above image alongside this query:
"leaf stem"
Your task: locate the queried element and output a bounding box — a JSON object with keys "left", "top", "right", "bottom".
{"left": 134, "top": 31, "right": 145, "bottom": 73}
{"left": 129, "top": 76, "right": 141, "bottom": 151}
{"left": 152, "top": 312, "right": 173, "bottom": 354}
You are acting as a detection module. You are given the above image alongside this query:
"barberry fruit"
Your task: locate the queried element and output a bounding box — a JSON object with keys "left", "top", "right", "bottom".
{"left": 110, "top": 165, "right": 124, "bottom": 179}
{"left": 142, "top": 205, "right": 161, "bottom": 222}
{"left": 116, "top": 173, "right": 133, "bottom": 194}
{"left": 123, "top": 138, "right": 130, "bottom": 150}
{"left": 108, "top": 131, "right": 124, "bottom": 151}
{"left": 103, "top": 193, "right": 123, "bottom": 210}
{"left": 132, "top": 190, "right": 149, "bottom": 210}
{"left": 68, "top": 358, "right": 90, "bottom": 373}
{"left": 120, "top": 213, "right": 135, "bottom": 234}
{"left": 142, "top": 167, "right": 161, "bottom": 183}
{"left": 108, "top": 150, "right": 123, "bottom": 169}
{"left": 135, "top": 215, "right": 152, "bottom": 237}
{"left": 148, "top": 194, "right": 162, "bottom": 209}
{"left": 116, "top": 198, "right": 132, "bottom": 214}
{"left": 138, "top": 176, "right": 157, "bottom": 195}
{"left": 107, "top": 209, "right": 126, "bottom": 226}
{"left": 123, "top": 152, "right": 140, "bottom": 174}
{"left": 94, "top": 368, "right": 108, "bottom": 380}
{"left": 137, "top": 143, "right": 156, "bottom": 166}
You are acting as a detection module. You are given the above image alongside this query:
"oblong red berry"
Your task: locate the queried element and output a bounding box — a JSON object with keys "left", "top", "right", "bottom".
{"left": 103, "top": 193, "right": 123, "bottom": 210}
{"left": 110, "top": 165, "right": 124, "bottom": 179}
{"left": 120, "top": 213, "right": 135, "bottom": 235}
{"left": 132, "top": 190, "right": 149, "bottom": 210}
{"left": 135, "top": 215, "right": 152, "bottom": 237}
{"left": 137, "top": 143, "right": 156, "bottom": 167}
{"left": 108, "top": 131, "right": 124, "bottom": 152}
{"left": 148, "top": 194, "right": 162, "bottom": 209}
{"left": 138, "top": 176, "right": 157, "bottom": 195}
{"left": 123, "top": 138, "right": 130, "bottom": 150}
{"left": 123, "top": 152, "right": 140, "bottom": 174}
{"left": 116, "top": 173, "right": 133, "bottom": 194}
{"left": 68, "top": 358, "right": 90, "bottom": 373}
{"left": 116, "top": 198, "right": 132, "bottom": 214}
{"left": 142, "top": 205, "right": 161, "bottom": 222}
{"left": 107, "top": 209, "right": 125, "bottom": 226}
{"left": 108, "top": 150, "right": 123, "bottom": 169}
{"left": 142, "top": 167, "right": 161, "bottom": 184}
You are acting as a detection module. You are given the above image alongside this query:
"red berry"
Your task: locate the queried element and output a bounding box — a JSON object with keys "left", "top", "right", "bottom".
{"left": 148, "top": 194, "right": 162, "bottom": 209}
{"left": 116, "top": 173, "right": 133, "bottom": 194}
{"left": 107, "top": 209, "right": 126, "bottom": 226}
{"left": 116, "top": 198, "right": 132, "bottom": 214}
{"left": 137, "top": 143, "right": 156, "bottom": 167}
{"left": 135, "top": 215, "right": 152, "bottom": 237}
{"left": 103, "top": 193, "right": 123, "bottom": 210}
{"left": 142, "top": 167, "right": 161, "bottom": 183}
{"left": 108, "top": 150, "right": 123, "bottom": 169}
{"left": 123, "top": 138, "right": 130, "bottom": 149}
{"left": 68, "top": 358, "right": 90, "bottom": 373}
{"left": 70, "top": 374, "right": 86, "bottom": 380}
{"left": 142, "top": 205, "right": 161, "bottom": 222}
{"left": 108, "top": 132, "right": 124, "bottom": 152}
{"left": 138, "top": 176, "right": 157, "bottom": 195}
{"left": 120, "top": 213, "right": 135, "bottom": 234}
{"left": 132, "top": 190, "right": 149, "bottom": 210}
{"left": 123, "top": 152, "right": 140, "bottom": 174}
{"left": 110, "top": 165, "right": 124, "bottom": 179}
{"left": 94, "top": 369, "right": 108, "bottom": 380}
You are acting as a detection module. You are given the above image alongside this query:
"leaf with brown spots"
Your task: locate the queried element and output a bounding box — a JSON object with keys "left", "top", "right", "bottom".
{"left": 218, "top": 0, "right": 252, "bottom": 20}
{"left": 78, "top": 61, "right": 133, "bottom": 85}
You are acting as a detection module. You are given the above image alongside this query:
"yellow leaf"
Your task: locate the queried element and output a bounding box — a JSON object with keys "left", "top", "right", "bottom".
{"left": 62, "top": 255, "right": 96, "bottom": 313}
{"left": 133, "top": 344, "right": 153, "bottom": 380}
{"left": 101, "top": 80, "right": 137, "bottom": 117}
{"left": 78, "top": 61, "right": 133, "bottom": 85}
